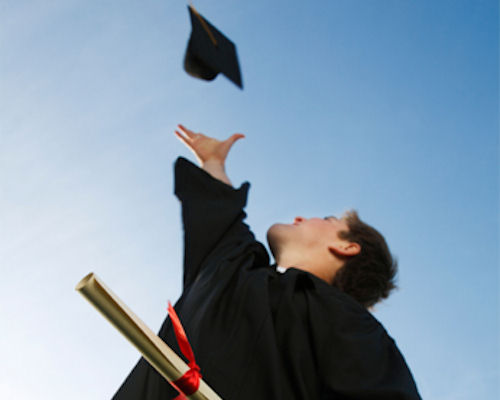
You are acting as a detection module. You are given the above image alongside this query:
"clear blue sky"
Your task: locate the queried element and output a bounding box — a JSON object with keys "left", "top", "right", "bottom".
{"left": 1, "top": 1, "right": 498, "bottom": 399}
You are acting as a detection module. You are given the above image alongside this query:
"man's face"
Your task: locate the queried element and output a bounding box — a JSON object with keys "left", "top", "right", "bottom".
{"left": 267, "top": 215, "right": 351, "bottom": 258}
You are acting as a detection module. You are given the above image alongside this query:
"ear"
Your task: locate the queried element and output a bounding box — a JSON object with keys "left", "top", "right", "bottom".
{"left": 328, "top": 242, "right": 361, "bottom": 258}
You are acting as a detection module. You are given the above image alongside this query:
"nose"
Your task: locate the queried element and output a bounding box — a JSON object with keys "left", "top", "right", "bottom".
{"left": 294, "top": 216, "right": 305, "bottom": 224}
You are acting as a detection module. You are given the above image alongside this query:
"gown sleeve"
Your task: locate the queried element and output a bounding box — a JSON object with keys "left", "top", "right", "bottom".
{"left": 313, "top": 291, "right": 422, "bottom": 399}
{"left": 174, "top": 157, "right": 255, "bottom": 288}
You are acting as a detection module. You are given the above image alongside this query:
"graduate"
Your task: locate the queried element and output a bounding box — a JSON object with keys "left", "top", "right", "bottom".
{"left": 112, "top": 124, "right": 422, "bottom": 399}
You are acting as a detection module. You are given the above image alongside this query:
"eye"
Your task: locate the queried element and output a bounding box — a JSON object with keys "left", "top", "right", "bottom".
{"left": 324, "top": 216, "right": 337, "bottom": 221}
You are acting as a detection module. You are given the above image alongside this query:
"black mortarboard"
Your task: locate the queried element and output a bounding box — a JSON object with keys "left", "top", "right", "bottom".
{"left": 184, "top": 5, "right": 243, "bottom": 89}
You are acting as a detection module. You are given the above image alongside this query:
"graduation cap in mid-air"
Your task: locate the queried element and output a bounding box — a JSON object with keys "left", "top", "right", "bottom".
{"left": 184, "top": 4, "right": 243, "bottom": 89}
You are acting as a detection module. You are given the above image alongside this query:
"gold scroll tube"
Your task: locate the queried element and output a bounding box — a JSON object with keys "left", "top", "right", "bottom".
{"left": 75, "top": 272, "right": 222, "bottom": 400}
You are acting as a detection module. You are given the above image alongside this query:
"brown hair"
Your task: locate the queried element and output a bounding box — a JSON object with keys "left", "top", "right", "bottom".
{"left": 332, "top": 210, "right": 398, "bottom": 308}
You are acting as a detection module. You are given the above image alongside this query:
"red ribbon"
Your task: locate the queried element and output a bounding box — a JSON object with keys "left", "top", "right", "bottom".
{"left": 167, "top": 301, "right": 202, "bottom": 400}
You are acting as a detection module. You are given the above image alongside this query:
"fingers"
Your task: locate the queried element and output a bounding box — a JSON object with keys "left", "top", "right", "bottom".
{"left": 174, "top": 129, "right": 193, "bottom": 149}
{"left": 175, "top": 123, "right": 199, "bottom": 147}
{"left": 174, "top": 125, "right": 245, "bottom": 159}
{"left": 177, "top": 124, "right": 196, "bottom": 139}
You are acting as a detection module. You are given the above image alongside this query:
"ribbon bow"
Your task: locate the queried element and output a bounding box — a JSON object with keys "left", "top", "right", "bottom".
{"left": 168, "top": 302, "right": 202, "bottom": 400}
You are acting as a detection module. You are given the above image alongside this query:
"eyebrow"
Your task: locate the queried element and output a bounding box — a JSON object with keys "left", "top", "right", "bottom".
{"left": 324, "top": 216, "right": 338, "bottom": 221}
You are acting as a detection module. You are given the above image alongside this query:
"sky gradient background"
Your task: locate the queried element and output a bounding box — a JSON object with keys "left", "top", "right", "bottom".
{"left": 1, "top": 1, "right": 498, "bottom": 399}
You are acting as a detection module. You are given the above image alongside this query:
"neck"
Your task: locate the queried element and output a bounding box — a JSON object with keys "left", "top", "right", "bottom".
{"left": 275, "top": 247, "right": 342, "bottom": 284}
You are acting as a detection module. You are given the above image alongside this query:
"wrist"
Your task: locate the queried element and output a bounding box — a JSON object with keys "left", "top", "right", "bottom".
{"left": 201, "top": 158, "right": 225, "bottom": 169}
{"left": 201, "top": 159, "right": 232, "bottom": 187}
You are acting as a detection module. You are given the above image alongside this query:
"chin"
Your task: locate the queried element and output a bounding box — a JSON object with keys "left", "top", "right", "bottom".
{"left": 266, "top": 223, "right": 286, "bottom": 240}
{"left": 266, "top": 223, "right": 289, "bottom": 258}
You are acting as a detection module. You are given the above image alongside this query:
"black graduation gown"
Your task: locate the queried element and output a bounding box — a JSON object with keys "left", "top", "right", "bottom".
{"left": 112, "top": 157, "right": 421, "bottom": 400}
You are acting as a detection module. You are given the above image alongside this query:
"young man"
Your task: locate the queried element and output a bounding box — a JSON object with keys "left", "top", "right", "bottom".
{"left": 113, "top": 125, "right": 421, "bottom": 399}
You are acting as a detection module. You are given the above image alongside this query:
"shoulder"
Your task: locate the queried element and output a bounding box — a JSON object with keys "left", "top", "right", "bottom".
{"left": 290, "top": 269, "right": 386, "bottom": 335}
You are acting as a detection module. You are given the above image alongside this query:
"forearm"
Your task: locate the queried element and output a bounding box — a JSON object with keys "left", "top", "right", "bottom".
{"left": 201, "top": 159, "right": 233, "bottom": 187}
{"left": 174, "top": 157, "right": 253, "bottom": 288}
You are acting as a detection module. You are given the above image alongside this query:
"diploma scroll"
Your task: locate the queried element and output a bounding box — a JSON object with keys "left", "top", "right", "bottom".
{"left": 76, "top": 272, "right": 222, "bottom": 400}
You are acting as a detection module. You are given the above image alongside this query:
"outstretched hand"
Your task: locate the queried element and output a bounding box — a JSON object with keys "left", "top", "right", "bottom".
{"left": 174, "top": 124, "right": 245, "bottom": 166}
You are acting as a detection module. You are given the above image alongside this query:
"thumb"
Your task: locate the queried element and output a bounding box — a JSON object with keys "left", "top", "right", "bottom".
{"left": 227, "top": 133, "right": 245, "bottom": 145}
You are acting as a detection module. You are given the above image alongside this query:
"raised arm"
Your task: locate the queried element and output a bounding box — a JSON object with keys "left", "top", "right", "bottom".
{"left": 174, "top": 124, "right": 245, "bottom": 186}
{"left": 174, "top": 124, "right": 261, "bottom": 289}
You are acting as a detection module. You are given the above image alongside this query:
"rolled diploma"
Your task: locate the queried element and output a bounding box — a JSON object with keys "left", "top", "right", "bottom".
{"left": 76, "top": 272, "right": 222, "bottom": 400}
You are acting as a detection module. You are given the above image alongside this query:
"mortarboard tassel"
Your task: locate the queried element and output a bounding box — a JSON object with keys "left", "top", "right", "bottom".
{"left": 189, "top": 1, "right": 218, "bottom": 47}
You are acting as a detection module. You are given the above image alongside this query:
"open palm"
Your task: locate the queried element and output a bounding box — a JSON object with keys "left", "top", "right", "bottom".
{"left": 174, "top": 124, "right": 245, "bottom": 164}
